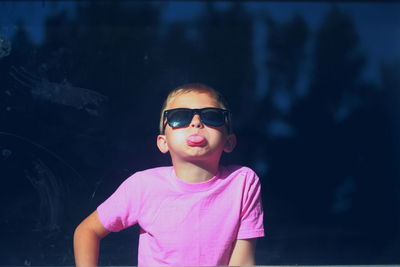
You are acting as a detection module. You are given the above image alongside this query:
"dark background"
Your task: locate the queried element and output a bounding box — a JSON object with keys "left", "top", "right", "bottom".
{"left": 0, "top": 1, "right": 399, "bottom": 266}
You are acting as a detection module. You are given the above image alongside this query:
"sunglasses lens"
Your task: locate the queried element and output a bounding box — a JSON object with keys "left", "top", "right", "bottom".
{"left": 167, "top": 109, "right": 193, "bottom": 128}
{"left": 165, "top": 108, "right": 228, "bottom": 131}
{"left": 201, "top": 109, "right": 225, "bottom": 127}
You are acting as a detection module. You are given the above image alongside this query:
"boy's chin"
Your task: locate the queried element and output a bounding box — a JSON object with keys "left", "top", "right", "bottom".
{"left": 178, "top": 151, "right": 223, "bottom": 163}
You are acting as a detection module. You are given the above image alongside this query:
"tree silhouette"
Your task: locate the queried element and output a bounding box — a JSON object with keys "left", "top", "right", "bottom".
{"left": 312, "top": 7, "right": 364, "bottom": 111}
{"left": 265, "top": 13, "right": 308, "bottom": 118}
{"left": 196, "top": 3, "right": 255, "bottom": 128}
{"left": 283, "top": 6, "right": 367, "bottom": 221}
{"left": 246, "top": 13, "right": 310, "bottom": 231}
{"left": 155, "top": 21, "right": 202, "bottom": 88}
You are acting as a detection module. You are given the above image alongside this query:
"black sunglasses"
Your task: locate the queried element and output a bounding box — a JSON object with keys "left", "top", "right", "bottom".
{"left": 162, "top": 108, "right": 231, "bottom": 133}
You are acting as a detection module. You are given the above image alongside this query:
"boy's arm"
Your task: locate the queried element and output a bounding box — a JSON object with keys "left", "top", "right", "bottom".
{"left": 74, "top": 210, "right": 110, "bottom": 267}
{"left": 228, "top": 238, "right": 257, "bottom": 266}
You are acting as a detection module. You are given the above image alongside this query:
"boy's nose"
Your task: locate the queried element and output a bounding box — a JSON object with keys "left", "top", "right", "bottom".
{"left": 190, "top": 114, "right": 203, "bottom": 128}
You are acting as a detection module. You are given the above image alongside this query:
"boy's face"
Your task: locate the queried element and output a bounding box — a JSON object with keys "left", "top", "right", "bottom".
{"left": 157, "top": 91, "right": 236, "bottom": 164}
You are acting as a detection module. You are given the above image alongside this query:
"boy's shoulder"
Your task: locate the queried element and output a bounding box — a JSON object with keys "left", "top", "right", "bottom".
{"left": 123, "top": 166, "right": 173, "bottom": 184}
{"left": 117, "top": 166, "right": 173, "bottom": 195}
{"left": 221, "top": 165, "right": 260, "bottom": 181}
{"left": 127, "top": 166, "right": 172, "bottom": 179}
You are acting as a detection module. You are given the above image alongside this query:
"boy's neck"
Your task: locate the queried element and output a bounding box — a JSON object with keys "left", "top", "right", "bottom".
{"left": 172, "top": 160, "right": 219, "bottom": 183}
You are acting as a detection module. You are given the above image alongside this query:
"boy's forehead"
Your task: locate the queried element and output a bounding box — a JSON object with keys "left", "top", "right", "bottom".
{"left": 166, "top": 91, "right": 221, "bottom": 109}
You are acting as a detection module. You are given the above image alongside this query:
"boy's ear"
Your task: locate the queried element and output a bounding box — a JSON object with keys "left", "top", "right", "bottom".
{"left": 223, "top": 134, "right": 237, "bottom": 153}
{"left": 157, "top": 135, "right": 169, "bottom": 154}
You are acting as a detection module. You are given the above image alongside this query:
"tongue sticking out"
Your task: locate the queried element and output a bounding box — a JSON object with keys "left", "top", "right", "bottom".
{"left": 187, "top": 135, "right": 206, "bottom": 146}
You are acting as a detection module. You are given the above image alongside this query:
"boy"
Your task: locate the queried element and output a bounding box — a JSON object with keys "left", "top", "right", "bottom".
{"left": 74, "top": 83, "right": 264, "bottom": 266}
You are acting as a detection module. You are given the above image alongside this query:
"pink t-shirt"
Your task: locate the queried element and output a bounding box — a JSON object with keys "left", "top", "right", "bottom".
{"left": 97, "top": 165, "right": 264, "bottom": 266}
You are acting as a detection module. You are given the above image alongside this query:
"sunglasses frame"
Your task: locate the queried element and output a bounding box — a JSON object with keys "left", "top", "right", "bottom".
{"left": 162, "top": 107, "right": 231, "bottom": 134}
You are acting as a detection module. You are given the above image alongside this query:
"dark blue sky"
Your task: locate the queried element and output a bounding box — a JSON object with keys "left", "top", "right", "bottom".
{"left": 1, "top": 1, "right": 399, "bottom": 93}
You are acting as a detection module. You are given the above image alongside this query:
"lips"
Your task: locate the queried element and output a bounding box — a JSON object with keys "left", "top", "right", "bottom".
{"left": 186, "top": 134, "right": 206, "bottom": 146}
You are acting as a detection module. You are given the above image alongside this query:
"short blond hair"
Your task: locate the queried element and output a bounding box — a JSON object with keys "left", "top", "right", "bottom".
{"left": 159, "top": 83, "right": 231, "bottom": 134}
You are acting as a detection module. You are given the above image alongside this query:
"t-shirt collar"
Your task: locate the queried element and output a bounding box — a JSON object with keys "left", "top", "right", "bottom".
{"left": 169, "top": 167, "right": 221, "bottom": 193}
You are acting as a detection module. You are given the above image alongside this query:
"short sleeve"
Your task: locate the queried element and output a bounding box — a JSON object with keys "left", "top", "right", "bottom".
{"left": 237, "top": 170, "right": 265, "bottom": 239}
{"left": 97, "top": 174, "right": 142, "bottom": 232}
